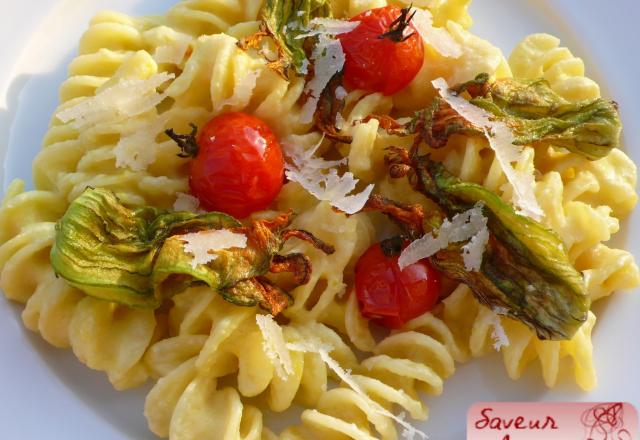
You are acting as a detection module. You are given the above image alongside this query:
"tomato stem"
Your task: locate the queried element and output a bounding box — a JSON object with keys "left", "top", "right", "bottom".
{"left": 380, "top": 236, "right": 404, "bottom": 257}
{"left": 166, "top": 123, "right": 200, "bottom": 158}
{"left": 378, "top": 5, "right": 416, "bottom": 42}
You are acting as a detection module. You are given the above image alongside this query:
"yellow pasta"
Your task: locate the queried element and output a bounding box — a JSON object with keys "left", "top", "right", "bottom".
{"left": 277, "top": 200, "right": 376, "bottom": 326}
{"left": 440, "top": 285, "right": 598, "bottom": 390}
{"left": 166, "top": 0, "right": 263, "bottom": 36}
{"left": 145, "top": 289, "right": 361, "bottom": 438}
{"left": 509, "top": 33, "right": 600, "bottom": 102}
{"left": 281, "top": 314, "right": 457, "bottom": 439}
{"left": 395, "top": 20, "right": 511, "bottom": 112}
{"left": 431, "top": 0, "right": 472, "bottom": 28}
{"left": 0, "top": 191, "right": 157, "bottom": 390}
{"left": 0, "top": 1, "right": 638, "bottom": 439}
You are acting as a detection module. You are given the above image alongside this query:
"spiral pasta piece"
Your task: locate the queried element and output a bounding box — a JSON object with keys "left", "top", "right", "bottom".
{"left": 0, "top": 184, "right": 156, "bottom": 390}
{"left": 0, "top": 180, "right": 65, "bottom": 244}
{"left": 35, "top": 50, "right": 191, "bottom": 207}
{"left": 166, "top": 0, "right": 262, "bottom": 37}
{"left": 281, "top": 319, "right": 457, "bottom": 440}
{"left": 0, "top": 1, "right": 638, "bottom": 438}
{"left": 279, "top": 291, "right": 460, "bottom": 439}
{"left": 165, "top": 33, "right": 308, "bottom": 135}
{"left": 0, "top": 224, "right": 156, "bottom": 389}
{"left": 144, "top": 288, "right": 360, "bottom": 438}
{"left": 147, "top": 349, "right": 270, "bottom": 440}
{"left": 35, "top": 11, "right": 303, "bottom": 211}
{"left": 441, "top": 284, "right": 598, "bottom": 390}
{"left": 536, "top": 147, "right": 638, "bottom": 220}
{"left": 274, "top": 188, "right": 376, "bottom": 326}
{"left": 509, "top": 33, "right": 600, "bottom": 102}
{"left": 429, "top": 0, "right": 472, "bottom": 29}
{"left": 0, "top": 222, "right": 56, "bottom": 303}
{"left": 395, "top": 20, "right": 511, "bottom": 112}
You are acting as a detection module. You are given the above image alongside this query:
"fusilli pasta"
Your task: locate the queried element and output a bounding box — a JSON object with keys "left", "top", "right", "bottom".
{"left": 0, "top": 1, "right": 638, "bottom": 439}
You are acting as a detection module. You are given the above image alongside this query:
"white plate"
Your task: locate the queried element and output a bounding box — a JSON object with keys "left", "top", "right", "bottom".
{"left": 0, "top": 1, "right": 638, "bottom": 439}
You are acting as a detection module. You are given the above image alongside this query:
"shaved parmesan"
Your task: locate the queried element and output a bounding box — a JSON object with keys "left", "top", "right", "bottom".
{"left": 411, "top": 9, "right": 462, "bottom": 58}
{"left": 114, "top": 116, "right": 168, "bottom": 171}
{"left": 295, "top": 18, "right": 360, "bottom": 39}
{"left": 300, "top": 35, "right": 346, "bottom": 123}
{"left": 283, "top": 136, "right": 373, "bottom": 214}
{"left": 287, "top": 340, "right": 334, "bottom": 354}
{"left": 114, "top": 130, "right": 157, "bottom": 172}
{"left": 57, "top": 72, "right": 174, "bottom": 130}
{"left": 299, "top": 58, "right": 310, "bottom": 75}
{"left": 399, "top": 203, "right": 487, "bottom": 270}
{"left": 173, "top": 192, "right": 204, "bottom": 213}
{"left": 217, "top": 68, "right": 261, "bottom": 111}
{"left": 462, "top": 224, "right": 489, "bottom": 271}
{"left": 491, "top": 313, "right": 510, "bottom": 351}
{"left": 256, "top": 314, "right": 294, "bottom": 379}
{"left": 289, "top": 342, "right": 427, "bottom": 439}
{"left": 153, "top": 33, "right": 192, "bottom": 65}
{"left": 179, "top": 230, "right": 247, "bottom": 269}
{"left": 432, "top": 78, "right": 543, "bottom": 219}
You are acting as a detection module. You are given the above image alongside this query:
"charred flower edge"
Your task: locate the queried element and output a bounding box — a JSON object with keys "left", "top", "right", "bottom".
{"left": 355, "top": 148, "right": 590, "bottom": 341}
{"left": 50, "top": 187, "right": 334, "bottom": 316}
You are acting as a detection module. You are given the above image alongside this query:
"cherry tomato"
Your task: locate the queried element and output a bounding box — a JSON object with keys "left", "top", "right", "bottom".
{"left": 338, "top": 6, "right": 425, "bottom": 95}
{"left": 188, "top": 112, "right": 284, "bottom": 219}
{"left": 355, "top": 242, "right": 441, "bottom": 329}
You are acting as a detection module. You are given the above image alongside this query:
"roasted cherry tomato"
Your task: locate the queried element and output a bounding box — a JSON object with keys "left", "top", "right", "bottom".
{"left": 355, "top": 241, "right": 441, "bottom": 329}
{"left": 338, "top": 6, "right": 425, "bottom": 95}
{"left": 170, "top": 112, "right": 285, "bottom": 219}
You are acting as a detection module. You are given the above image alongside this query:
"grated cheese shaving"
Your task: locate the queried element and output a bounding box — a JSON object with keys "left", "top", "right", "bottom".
{"left": 114, "top": 130, "right": 157, "bottom": 172}
{"left": 461, "top": 224, "right": 489, "bottom": 271}
{"left": 57, "top": 72, "right": 174, "bottom": 130}
{"left": 286, "top": 340, "right": 334, "bottom": 353}
{"left": 173, "top": 192, "right": 205, "bottom": 214}
{"left": 283, "top": 135, "right": 374, "bottom": 214}
{"left": 289, "top": 342, "right": 428, "bottom": 439}
{"left": 114, "top": 116, "right": 168, "bottom": 172}
{"left": 153, "top": 33, "right": 192, "bottom": 65}
{"left": 179, "top": 229, "right": 247, "bottom": 269}
{"left": 300, "top": 35, "right": 346, "bottom": 123}
{"left": 217, "top": 68, "right": 261, "bottom": 111}
{"left": 256, "top": 314, "right": 294, "bottom": 379}
{"left": 295, "top": 18, "right": 360, "bottom": 39}
{"left": 411, "top": 9, "right": 462, "bottom": 59}
{"left": 432, "top": 78, "right": 543, "bottom": 220}
{"left": 491, "top": 313, "right": 510, "bottom": 351}
{"left": 399, "top": 203, "right": 488, "bottom": 270}
{"left": 299, "top": 58, "right": 310, "bottom": 75}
